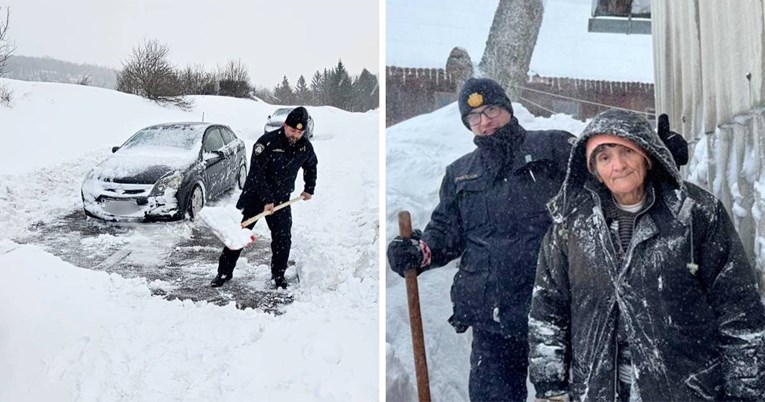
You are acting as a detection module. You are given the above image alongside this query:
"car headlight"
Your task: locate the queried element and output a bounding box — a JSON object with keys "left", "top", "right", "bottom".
{"left": 81, "top": 170, "right": 98, "bottom": 196}
{"left": 150, "top": 172, "right": 183, "bottom": 196}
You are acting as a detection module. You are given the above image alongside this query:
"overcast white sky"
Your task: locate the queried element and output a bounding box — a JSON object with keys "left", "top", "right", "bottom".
{"left": 2, "top": 0, "right": 379, "bottom": 88}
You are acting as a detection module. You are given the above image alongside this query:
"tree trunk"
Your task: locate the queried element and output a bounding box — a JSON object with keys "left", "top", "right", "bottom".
{"left": 479, "top": 0, "right": 545, "bottom": 101}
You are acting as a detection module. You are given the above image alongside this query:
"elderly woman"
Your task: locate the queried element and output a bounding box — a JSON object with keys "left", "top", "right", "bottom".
{"left": 528, "top": 109, "right": 765, "bottom": 401}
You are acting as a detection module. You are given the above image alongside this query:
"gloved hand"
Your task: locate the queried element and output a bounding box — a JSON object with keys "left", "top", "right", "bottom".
{"left": 657, "top": 113, "right": 675, "bottom": 141}
{"left": 535, "top": 393, "right": 570, "bottom": 402}
{"left": 657, "top": 113, "right": 689, "bottom": 167}
{"left": 386, "top": 229, "right": 431, "bottom": 277}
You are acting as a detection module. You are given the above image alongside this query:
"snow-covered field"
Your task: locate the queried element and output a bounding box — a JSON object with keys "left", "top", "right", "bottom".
{"left": 385, "top": 102, "right": 587, "bottom": 401}
{"left": 0, "top": 78, "right": 379, "bottom": 401}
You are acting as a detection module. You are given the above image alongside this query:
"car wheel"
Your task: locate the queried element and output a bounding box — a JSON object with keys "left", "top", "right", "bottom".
{"left": 237, "top": 164, "right": 247, "bottom": 190}
{"left": 187, "top": 184, "right": 205, "bottom": 220}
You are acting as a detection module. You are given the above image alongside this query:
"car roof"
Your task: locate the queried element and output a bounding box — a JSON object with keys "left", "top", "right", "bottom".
{"left": 143, "top": 122, "right": 219, "bottom": 130}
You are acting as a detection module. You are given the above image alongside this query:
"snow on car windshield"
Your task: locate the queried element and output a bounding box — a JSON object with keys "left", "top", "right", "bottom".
{"left": 93, "top": 125, "right": 206, "bottom": 179}
{"left": 272, "top": 108, "right": 292, "bottom": 118}
{"left": 121, "top": 124, "right": 205, "bottom": 151}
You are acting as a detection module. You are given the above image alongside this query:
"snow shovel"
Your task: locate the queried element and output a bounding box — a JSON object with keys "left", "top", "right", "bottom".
{"left": 398, "top": 211, "right": 431, "bottom": 402}
{"left": 199, "top": 195, "right": 304, "bottom": 250}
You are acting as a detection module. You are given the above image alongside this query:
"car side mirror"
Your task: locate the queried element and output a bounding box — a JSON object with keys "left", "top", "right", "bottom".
{"left": 112, "top": 146, "right": 120, "bottom": 153}
{"left": 203, "top": 150, "right": 224, "bottom": 161}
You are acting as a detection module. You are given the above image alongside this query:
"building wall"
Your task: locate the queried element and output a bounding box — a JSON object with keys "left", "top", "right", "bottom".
{"left": 653, "top": 0, "right": 765, "bottom": 285}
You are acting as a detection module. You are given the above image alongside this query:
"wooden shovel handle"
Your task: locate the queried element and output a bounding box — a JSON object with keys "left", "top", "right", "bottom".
{"left": 241, "top": 195, "right": 304, "bottom": 227}
{"left": 398, "top": 211, "right": 431, "bottom": 402}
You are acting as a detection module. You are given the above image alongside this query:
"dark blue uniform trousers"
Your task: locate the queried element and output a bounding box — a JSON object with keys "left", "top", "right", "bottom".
{"left": 217, "top": 205, "right": 292, "bottom": 279}
{"left": 469, "top": 328, "right": 529, "bottom": 402}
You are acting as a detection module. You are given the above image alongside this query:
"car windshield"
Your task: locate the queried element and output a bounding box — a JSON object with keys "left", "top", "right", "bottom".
{"left": 121, "top": 125, "right": 204, "bottom": 151}
{"left": 272, "top": 108, "right": 292, "bottom": 118}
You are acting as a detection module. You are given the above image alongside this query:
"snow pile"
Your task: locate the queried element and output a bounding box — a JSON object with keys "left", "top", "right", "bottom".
{"left": 198, "top": 206, "right": 256, "bottom": 250}
{"left": 0, "top": 77, "right": 379, "bottom": 401}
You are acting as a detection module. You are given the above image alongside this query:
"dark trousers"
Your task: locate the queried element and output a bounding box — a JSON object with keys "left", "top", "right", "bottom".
{"left": 618, "top": 380, "right": 630, "bottom": 401}
{"left": 217, "top": 205, "right": 292, "bottom": 278}
{"left": 469, "top": 328, "right": 529, "bottom": 402}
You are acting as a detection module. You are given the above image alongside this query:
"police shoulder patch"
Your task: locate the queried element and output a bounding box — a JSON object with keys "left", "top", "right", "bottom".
{"left": 254, "top": 143, "right": 265, "bottom": 155}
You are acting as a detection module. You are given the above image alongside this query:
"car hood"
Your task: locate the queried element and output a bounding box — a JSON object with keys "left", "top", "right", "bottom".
{"left": 91, "top": 148, "right": 198, "bottom": 184}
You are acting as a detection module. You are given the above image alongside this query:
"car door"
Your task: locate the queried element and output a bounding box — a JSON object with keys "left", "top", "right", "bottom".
{"left": 218, "top": 126, "right": 240, "bottom": 189}
{"left": 201, "top": 127, "right": 227, "bottom": 197}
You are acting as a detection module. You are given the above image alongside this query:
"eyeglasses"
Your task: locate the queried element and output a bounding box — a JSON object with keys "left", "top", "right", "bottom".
{"left": 466, "top": 105, "right": 502, "bottom": 126}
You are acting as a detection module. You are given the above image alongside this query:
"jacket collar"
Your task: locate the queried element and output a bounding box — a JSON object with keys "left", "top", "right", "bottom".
{"left": 477, "top": 119, "right": 556, "bottom": 178}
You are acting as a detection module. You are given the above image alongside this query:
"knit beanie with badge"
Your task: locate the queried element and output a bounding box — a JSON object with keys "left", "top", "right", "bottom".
{"left": 458, "top": 78, "right": 514, "bottom": 129}
{"left": 285, "top": 106, "right": 309, "bottom": 131}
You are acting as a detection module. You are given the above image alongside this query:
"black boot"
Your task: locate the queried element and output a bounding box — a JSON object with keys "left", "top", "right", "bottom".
{"left": 210, "top": 273, "right": 232, "bottom": 287}
{"left": 272, "top": 275, "right": 288, "bottom": 289}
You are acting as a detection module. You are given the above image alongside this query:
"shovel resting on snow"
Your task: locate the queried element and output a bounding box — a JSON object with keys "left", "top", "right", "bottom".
{"left": 199, "top": 195, "right": 304, "bottom": 250}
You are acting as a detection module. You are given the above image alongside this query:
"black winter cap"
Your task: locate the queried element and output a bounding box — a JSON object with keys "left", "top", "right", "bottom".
{"left": 458, "top": 78, "right": 513, "bottom": 129}
{"left": 285, "top": 106, "right": 309, "bottom": 130}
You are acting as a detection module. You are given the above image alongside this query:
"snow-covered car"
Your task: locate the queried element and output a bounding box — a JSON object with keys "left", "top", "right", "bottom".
{"left": 81, "top": 122, "right": 247, "bottom": 221}
{"left": 263, "top": 107, "right": 314, "bottom": 139}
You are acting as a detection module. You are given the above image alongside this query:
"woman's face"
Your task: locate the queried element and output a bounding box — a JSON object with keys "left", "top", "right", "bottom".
{"left": 594, "top": 143, "right": 649, "bottom": 204}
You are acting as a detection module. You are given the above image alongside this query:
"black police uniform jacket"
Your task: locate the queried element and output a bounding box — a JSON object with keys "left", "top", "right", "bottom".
{"left": 236, "top": 128, "right": 317, "bottom": 210}
{"left": 528, "top": 110, "right": 765, "bottom": 401}
{"left": 422, "top": 117, "right": 574, "bottom": 336}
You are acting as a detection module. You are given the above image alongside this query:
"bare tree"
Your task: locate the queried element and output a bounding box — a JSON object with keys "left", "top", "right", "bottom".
{"left": 217, "top": 59, "right": 251, "bottom": 98}
{"left": 178, "top": 64, "right": 217, "bottom": 95}
{"left": 0, "top": 6, "right": 15, "bottom": 106}
{"left": 77, "top": 74, "right": 90, "bottom": 86}
{"left": 479, "top": 0, "right": 544, "bottom": 100}
{"left": 0, "top": 6, "right": 13, "bottom": 76}
{"left": 218, "top": 59, "right": 250, "bottom": 83}
{"left": 116, "top": 39, "right": 191, "bottom": 108}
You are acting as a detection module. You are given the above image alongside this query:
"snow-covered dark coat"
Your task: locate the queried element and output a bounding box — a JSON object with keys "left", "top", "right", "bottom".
{"left": 528, "top": 109, "right": 765, "bottom": 401}
{"left": 422, "top": 117, "right": 574, "bottom": 336}
{"left": 236, "top": 128, "right": 317, "bottom": 209}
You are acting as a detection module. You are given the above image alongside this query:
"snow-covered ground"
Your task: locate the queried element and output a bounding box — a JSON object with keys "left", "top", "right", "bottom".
{"left": 0, "top": 78, "right": 379, "bottom": 401}
{"left": 385, "top": 102, "right": 587, "bottom": 401}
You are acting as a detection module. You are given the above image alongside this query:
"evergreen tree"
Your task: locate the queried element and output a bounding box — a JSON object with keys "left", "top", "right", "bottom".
{"left": 322, "top": 68, "right": 332, "bottom": 106}
{"left": 273, "top": 75, "right": 294, "bottom": 105}
{"left": 329, "top": 59, "right": 353, "bottom": 110}
{"left": 295, "top": 75, "right": 310, "bottom": 104}
{"left": 309, "top": 70, "right": 323, "bottom": 105}
{"left": 351, "top": 69, "right": 379, "bottom": 112}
